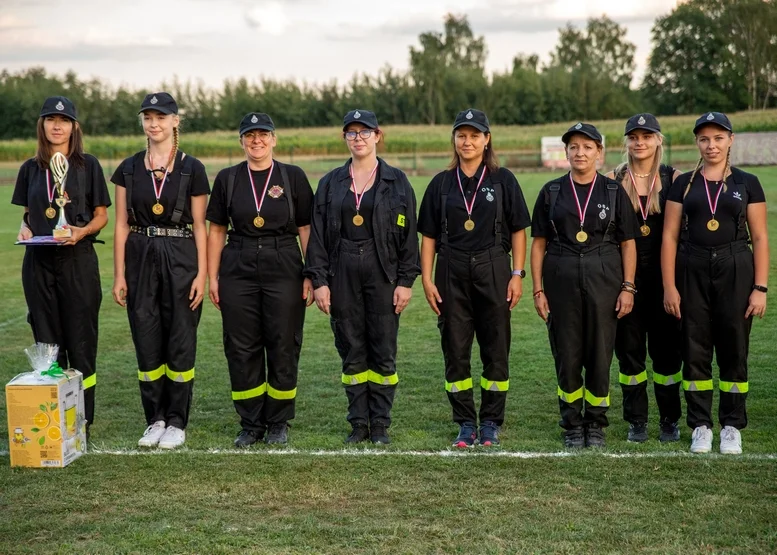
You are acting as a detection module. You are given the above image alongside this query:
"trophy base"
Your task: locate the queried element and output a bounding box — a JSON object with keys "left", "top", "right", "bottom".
{"left": 53, "top": 227, "right": 72, "bottom": 239}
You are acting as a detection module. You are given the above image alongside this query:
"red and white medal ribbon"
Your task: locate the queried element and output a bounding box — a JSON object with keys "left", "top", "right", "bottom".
{"left": 456, "top": 166, "right": 487, "bottom": 219}
{"left": 349, "top": 162, "right": 379, "bottom": 211}
{"left": 149, "top": 153, "right": 171, "bottom": 202}
{"left": 569, "top": 172, "right": 597, "bottom": 228}
{"left": 702, "top": 171, "right": 724, "bottom": 220}
{"left": 247, "top": 160, "right": 274, "bottom": 225}
{"left": 46, "top": 169, "right": 56, "bottom": 204}
{"left": 628, "top": 169, "right": 657, "bottom": 223}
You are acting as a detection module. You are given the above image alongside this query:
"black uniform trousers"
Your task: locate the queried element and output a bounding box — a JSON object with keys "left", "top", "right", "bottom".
{"left": 22, "top": 241, "right": 101, "bottom": 425}
{"left": 676, "top": 240, "right": 753, "bottom": 430}
{"left": 615, "top": 263, "right": 682, "bottom": 425}
{"left": 219, "top": 235, "right": 305, "bottom": 432}
{"left": 434, "top": 245, "right": 511, "bottom": 426}
{"left": 544, "top": 243, "right": 622, "bottom": 429}
{"left": 330, "top": 238, "right": 399, "bottom": 427}
{"left": 125, "top": 233, "right": 202, "bottom": 430}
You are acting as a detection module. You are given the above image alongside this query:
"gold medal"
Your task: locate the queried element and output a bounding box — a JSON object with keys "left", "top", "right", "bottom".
{"left": 352, "top": 214, "right": 364, "bottom": 226}
{"left": 152, "top": 202, "right": 164, "bottom": 215}
{"left": 45, "top": 207, "right": 57, "bottom": 219}
{"left": 464, "top": 219, "right": 475, "bottom": 231}
{"left": 707, "top": 219, "right": 719, "bottom": 231}
{"left": 576, "top": 230, "right": 588, "bottom": 243}
{"left": 640, "top": 225, "right": 651, "bottom": 237}
{"left": 253, "top": 216, "right": 265, "bottom": 228}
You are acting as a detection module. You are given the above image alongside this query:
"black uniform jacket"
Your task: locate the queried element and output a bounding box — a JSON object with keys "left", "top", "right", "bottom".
{"left": 304, "top": 157, "right": 421, "bottom": 289}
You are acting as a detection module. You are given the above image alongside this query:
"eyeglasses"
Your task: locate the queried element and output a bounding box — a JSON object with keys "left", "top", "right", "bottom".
{"left": 243, "top": 131, "right": 273, "bottom": 142}
{"left": 344, "top": 129, "right": 375, "bottom": 141}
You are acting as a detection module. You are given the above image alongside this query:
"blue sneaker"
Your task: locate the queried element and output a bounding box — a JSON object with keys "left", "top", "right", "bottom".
{"left": 478, "top": 421, "right": 501, "bottom": 447}
{"left": 453, "top": 422, "right": 477, "bottom": 448}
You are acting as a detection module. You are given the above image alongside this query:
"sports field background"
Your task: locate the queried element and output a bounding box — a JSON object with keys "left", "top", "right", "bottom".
{"left": 0, "top": 163, "right": 775, "bottom": 553}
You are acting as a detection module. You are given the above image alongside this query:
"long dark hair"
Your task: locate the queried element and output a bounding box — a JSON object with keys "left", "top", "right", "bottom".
{"left": 34, "top": 117, "right": 85, "bottom": 170}
{"left": 448, "top": 131, "right": 500, "bottom": 173}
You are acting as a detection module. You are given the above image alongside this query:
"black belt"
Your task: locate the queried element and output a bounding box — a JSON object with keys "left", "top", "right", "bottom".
{"left": 130, "top": 225, "right": 193, "bottom": 238}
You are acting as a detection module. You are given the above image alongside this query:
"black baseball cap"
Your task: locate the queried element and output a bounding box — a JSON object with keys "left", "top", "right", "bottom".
{"left": 139, "top": 92, "right": 178, "bottom": 115}
{"left": 39, "top": 96, "right": 77, "bottom": 121}
{"left": 453, "top": 109, "right": 490, "bottom": 133}
{"left": 625, "top": 113, "right": 661, "bottom": 135}
{"left": 693, "top": 112, "right": 733, "bottom": 134}
{"left": 343, "top": 109, "right": 378, "bottom": 130}
{"left": 562, "top": 122, "right": 603, "bottom": 145}
{"left": 240, "top": 112, "right": 275, "bottom": 136}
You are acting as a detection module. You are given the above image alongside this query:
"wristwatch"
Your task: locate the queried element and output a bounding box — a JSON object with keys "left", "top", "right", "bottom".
{"left": 512, "top": 269, "right": 526, "bottom": 278}
{"left": 753, "top": 284, "right": 768, "bottom": 293}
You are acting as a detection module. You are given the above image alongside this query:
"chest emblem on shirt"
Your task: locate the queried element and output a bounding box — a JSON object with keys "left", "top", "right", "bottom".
{"left": 268, "top": 185, "right": 284, "bottom": 199}
{"left": 482, "top": 187, "right": 495, "bottom": 202}
{"left": 597, "top": 203, "right": 609, "bottom": 220}
{"left": 733, "top": 191, "right": 742, "bottom": 201}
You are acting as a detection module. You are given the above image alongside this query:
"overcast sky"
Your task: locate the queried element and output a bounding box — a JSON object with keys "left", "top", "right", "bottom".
{"left": 0, "top": 0, "right": 679, "bottom": 90}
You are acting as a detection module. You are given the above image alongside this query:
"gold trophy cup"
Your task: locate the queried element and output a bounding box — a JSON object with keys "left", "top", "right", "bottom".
{"left": 50, "top": 152, "right": 72, "bottom": 239}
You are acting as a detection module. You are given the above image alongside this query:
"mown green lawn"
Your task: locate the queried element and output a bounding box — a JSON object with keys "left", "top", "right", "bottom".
{"left": 0, "top": 166, "right": 775, "bottom": 554}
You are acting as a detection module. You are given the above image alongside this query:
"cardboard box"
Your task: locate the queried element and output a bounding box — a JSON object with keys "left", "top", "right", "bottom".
{"left": 6, "top": 370, "right": 87, "bottom": 468}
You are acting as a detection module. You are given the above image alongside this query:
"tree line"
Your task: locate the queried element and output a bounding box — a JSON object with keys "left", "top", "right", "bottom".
{"left": 0, "top": 0, "right": 774, "bottom": 140}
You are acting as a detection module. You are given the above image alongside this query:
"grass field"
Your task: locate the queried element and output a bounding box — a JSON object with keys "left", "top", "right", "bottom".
{"left": 1, "top": 164, "right": 776, "bottom": 553}
{"left": 0, "top": 109, "right": 776, "bottom": 162}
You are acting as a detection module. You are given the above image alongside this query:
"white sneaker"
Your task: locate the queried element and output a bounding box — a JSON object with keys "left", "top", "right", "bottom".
{"left": 138, "top": 420, "right": 166, "bottom": 448}
{"left": 690, "top": 425, "right": 713, "bottom": 454}
{"left": 720, "top": 426, "right": 742, "bottom": 455}
{"left": 158, "top": 426, "right": 186, "bottom": 449}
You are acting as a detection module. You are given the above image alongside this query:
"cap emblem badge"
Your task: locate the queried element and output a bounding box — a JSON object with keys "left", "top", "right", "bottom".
{"left": 354, "top": 111, "right": 361, "bottom": 119}
{"left": 466, "top": 111, "right": 473, "bottom": 120}
{"left": 707, "top": 113, "right": 714, "bottom": 121}
{"left": 638, "top": 116, "right": 646, "bottom": 125}
{"left": 575, "top": 123, "right": 582, "bottom": 130}
{"left": 251, "top": 115, "right": 258, "bottom": 123}
{"left": 150, "top": 96, "right": 158, "bottom": 105}
{"left": 55, "top": 101, "right": 64, "bottom": 111}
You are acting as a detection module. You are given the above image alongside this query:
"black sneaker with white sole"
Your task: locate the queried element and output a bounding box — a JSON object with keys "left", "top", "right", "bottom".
{"left": 659, "top": 421, "right": 680, "bottom": 442}
{"left": 266, "top": 423, "right": 289, "bottom": 445}
{"left": 627, "top": 422, "right": 648, "bottom": 443}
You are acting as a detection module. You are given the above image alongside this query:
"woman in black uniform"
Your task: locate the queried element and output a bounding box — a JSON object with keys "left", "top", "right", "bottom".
{"left": 531, "top": 123, "right": 638, "bottom": 449}
{"left": 606, "top": 113, "right": 683, "bottom": 443}
{"left": 662, "top": 112, "right": 768, "bottom": 455}
{"left": 112, "top": 92, "right": 210, "bottom": 450}
{"left": 305, "top": 109, "right": 420, "bottom": 445}
{"left": 418, "top": 109, "right": 531, "bottom": 448}
{"left": 13, "top": 96, "right": 111, "bottom": 436}
{"left": 207, "top": 112, "right": 314, "bottom": 447}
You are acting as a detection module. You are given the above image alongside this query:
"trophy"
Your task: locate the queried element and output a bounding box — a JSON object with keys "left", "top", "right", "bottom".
{"left": 50, "top": 152, "right": 72, "bottom": 239}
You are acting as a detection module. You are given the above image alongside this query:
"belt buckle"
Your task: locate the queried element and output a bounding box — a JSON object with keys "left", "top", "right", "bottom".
{"left": 146, "top": 226, "right": 158, "bottom": 238}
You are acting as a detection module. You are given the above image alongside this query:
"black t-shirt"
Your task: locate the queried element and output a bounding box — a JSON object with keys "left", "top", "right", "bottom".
{"left": 667, "top": 168, "right": 765, "bottom": 247}
{"left": 418, "top": 165, "right": 532, "bottom": 252}
{"left": 111, "top": 151, "right": 210, "bottom": 227}
{"left": 531, "top": 173, "right": 639, "bottom": 248}
{"left": 341, "top": 184, "right": 376, "bottom": 241}
{"left": 12, "top": 155, "right": 112, "bottom": 238}
{"left": 206, "top": 161, "right": 313, "bottom": 237}
{"left": 614, "top": 165, "right": 675, "bottom": 266}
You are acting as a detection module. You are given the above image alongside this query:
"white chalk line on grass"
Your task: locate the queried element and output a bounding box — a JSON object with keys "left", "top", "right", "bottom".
{"left": 3, "top": 448, "right": 775, "bottom": 461}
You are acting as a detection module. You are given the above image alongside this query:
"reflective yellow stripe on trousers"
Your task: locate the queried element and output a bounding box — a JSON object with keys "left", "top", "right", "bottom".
{"left": 82, "top": 374, "right": 97, "bottom": 389}
{"left": 719, "top": 381, "right": 749, "bottom": 394}
{"left": 618, "top": 370, "right": 647, "bottom": 386}
{"left": 653, "top": 370, "right": 682, "bottom": 386}
{"left": 137, "top": 364, "right": 166, "bottom": 382}
{"left": 445, "top": 378, "right": 474, "bottom": 393}
{"left": 480, "top": 377, "right": 509, "bottom": 392}
{"left": 557, "top": 386, "right": 584, "bottom": 403}
{"left": 342, "top": 370, "right": 399, "bottom": 386}
{"left": 584, "top": 390, "right": 610, "bottom": 407}
{"left": 267, "top": 384, "right": 297, "bottom": 400}
{"left": 232, "top": 383, "right": 267, "bottom": 401}
{"left": 166, "top": 367, "right": 195, "bottom": 383}
{"left": 683, "top": 380, "right": 713, "bottom": 392}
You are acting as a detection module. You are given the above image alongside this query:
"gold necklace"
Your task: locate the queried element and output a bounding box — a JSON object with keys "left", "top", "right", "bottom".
{"left": 632, "top": 171, "right": 650, "bottom": 178}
